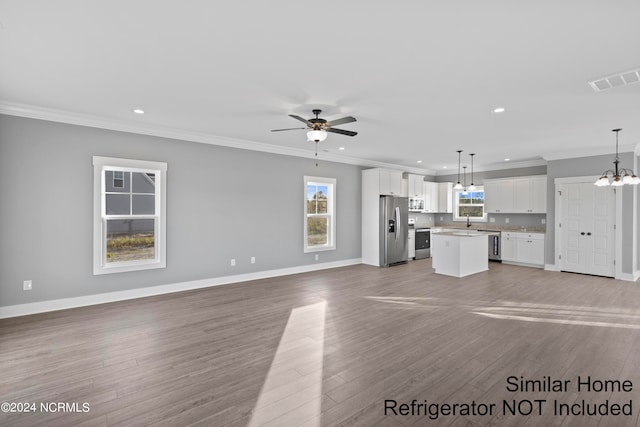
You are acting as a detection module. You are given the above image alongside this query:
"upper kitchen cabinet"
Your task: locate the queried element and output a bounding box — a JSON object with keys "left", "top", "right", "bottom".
{"left": 437, "top": 182, "right": 453, "bottom": 213}
{"left": 377, "top": 169, "right": 403, "bottom": 196}
{"left": 484, "top": 179, "right": 515, "bottom": 213}
{"left": 484, "top": 176, "right": 547, "bottom": 214}
{"left": 423, "top": 181, "right": 439, "bottom": 212}
{"left": 513, "top": 176, "right": 547, "bottom": 213}
{"left": 407, "top": 174, "right": 425, "bottom": 198}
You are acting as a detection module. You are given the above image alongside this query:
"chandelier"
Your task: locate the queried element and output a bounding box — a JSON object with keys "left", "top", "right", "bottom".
{"left": 594, "top": 129, "right": 640, "bottom": 186}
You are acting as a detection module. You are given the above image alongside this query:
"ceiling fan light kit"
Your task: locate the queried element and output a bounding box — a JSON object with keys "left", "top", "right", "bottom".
{"left": 594, "top": 129, "right": 640, "bottom": 187}
{"left": 307, "top": 129, "right": 327, "bottom": 142}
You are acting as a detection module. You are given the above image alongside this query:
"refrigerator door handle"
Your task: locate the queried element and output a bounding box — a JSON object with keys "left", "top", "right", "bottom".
{"left": 394, "top": 206, "right": 400, "bottom": 241}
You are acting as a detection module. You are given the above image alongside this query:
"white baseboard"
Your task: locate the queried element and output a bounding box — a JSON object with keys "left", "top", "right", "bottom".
{"left": 0, "top": 258, "right": 362, "bottom": 319}
{"left": 617, "top": 271, "right": 640, "bottom": 282}
{"left": 544, "top": 263, "right": 560, "bottom": 272}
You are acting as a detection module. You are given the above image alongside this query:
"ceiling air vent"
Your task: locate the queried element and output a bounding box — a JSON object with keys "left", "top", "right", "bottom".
{"left": 588, "top": 68, "right": 640, "bottom": 92}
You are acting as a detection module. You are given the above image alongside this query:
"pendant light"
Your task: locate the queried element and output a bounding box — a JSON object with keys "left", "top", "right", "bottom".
{"left": 454, "top": 150, "right": 464, "bottom": 190}
{"left": 461, "top": 166, "right": 468, "bottom": 195}
{"left": 594, "top": 129, "right": 640, "bottom": 186}
{"left": 467, "top": 153, "right": 477, "bottom": 191}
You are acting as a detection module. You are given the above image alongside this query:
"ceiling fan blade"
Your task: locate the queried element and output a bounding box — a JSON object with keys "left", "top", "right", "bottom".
{"left": 271, "top": 127, "right": 307, "bottom": 132}
{"left": 328, "top": 116, "right": 357, "bottom": 126}
{"left": 327, "top": 128, "right": 358, "bottom": 137}
{"left": 289, "top": 114, "right": 313, "bottom": 126}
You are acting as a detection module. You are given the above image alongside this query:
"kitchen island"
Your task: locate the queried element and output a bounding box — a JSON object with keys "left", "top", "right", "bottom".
{"left": 431, "top": 230, "right": 489, "bottom": 278}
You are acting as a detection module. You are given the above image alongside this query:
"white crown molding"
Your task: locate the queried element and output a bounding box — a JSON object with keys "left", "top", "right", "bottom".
{"left": 0, "top": 101, "right": 435, "bottom": 175}
{"left": 542, "top": 144, "right": 640, "bottom": 161}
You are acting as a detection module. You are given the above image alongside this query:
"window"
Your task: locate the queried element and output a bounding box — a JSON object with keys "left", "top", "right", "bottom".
{"left": 453, "top": 187, "right": 487, "bottom": 222}
{"left": 304, "top": 176, "right": 336, "bottom": 252}
{"left": 93, "top": 156, "right": 167, "bottom": 275}
{"left": 112, "top": 170, "right": 124, "bottom": 188}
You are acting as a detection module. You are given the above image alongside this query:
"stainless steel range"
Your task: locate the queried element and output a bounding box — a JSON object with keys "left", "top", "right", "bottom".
{"left": 415, "top": 228, "right": 431, "bottom": 259}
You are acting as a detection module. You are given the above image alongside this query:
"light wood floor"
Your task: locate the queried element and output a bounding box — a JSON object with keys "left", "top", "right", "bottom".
{"left": 1, "top": 260, "right": 640, "bottom": 426}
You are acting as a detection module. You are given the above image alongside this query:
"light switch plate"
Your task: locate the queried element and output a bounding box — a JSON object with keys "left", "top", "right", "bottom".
{"left": 23, "top": 280, "right": 32, "bottom": 291}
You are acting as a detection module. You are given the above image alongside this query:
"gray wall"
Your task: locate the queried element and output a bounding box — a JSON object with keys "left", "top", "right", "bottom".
{"left": 546, "top": 153, "right": 635, "bottom": 273}
{"left": 0, "top": 115, "right": 362, "bottom": 307}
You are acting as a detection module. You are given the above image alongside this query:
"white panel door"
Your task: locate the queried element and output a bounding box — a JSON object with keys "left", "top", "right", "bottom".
{"left": 559, "top": 183, "right": 615, "bottom": 277}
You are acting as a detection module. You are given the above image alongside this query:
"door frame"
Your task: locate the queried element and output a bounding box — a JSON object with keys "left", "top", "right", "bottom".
{"left": 554, "top": 175, "right": 621, "bottom": 279}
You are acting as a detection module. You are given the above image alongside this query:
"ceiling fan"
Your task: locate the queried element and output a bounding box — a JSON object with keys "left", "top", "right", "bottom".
{"left": 271, "top": 109, "right": 357, "bottom": 142}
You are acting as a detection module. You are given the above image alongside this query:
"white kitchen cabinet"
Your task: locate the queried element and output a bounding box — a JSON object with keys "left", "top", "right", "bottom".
{"left": 515, "top": 232, "right": 545, "bottom": 265}
{"left": 407, "top": 174, "right": 425, "bottom": 198}
{"left": 408, "top": 230, "right": 415, "bottom": 259}
{"left": 514, "top": 176, "right": 547, "bottom": 213}
{"left": 485, "top": 180, "right": 515, "bottom": 213}
{"left": 484, "top": 176, "right": 546, "bottom": 214}
{"left": 437, "top": 182, "right": 453, "bottom": 213}
{"left": 501, "top": 231, "right": 544, "bottom": 267}
{"left": 423, "top": 181, "right": 439, "bottom": 212}
{"left": 401, "top": 178, "right": 408, "bottom": 197}
{"left": 501, "top": 232, "right": 517, "bottom": 262}
{"left": 378, "top": 169, "right": 403, "bottom": 196}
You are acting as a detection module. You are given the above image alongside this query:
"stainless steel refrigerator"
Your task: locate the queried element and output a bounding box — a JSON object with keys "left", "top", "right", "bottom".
{"left": 379, "top": 195, "right": 409, "bottom": 267}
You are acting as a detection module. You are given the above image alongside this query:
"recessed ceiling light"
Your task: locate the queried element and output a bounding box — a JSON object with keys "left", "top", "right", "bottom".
{"left": 443, "top": 166, "right": 448, "bottom": 169}
{"left": 339, "top": 147, "right": 345, "bottom": 151}
{"left": 133, "top": 109, "right": 145, "bottom": 114}
{"left": 417, "top": 160, "right": 423, "bottom": 164}
{"left": 504, "top": 158, "right": 510, "bottom": 161}
{"left": 493, "top": 107, "right": 505, "bottom": 113}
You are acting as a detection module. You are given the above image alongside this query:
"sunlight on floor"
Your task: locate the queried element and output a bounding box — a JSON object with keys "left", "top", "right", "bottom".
{"left": 364, "top": 295, "right": 640, "bottom": 329}
{"left": 248, "top": 301, "right": 326, "bottom": 427}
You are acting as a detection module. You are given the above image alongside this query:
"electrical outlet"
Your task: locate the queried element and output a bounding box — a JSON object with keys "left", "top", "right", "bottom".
{"left": 440, "top": 216, "right": 443, "bottom": 221}
{"left": 23, "top": 280, "right": 32, "bottom": 291}
{"left": 490, "top": 217, "right": 495, "bottom": 223}
{"left": 505, "top": 218, "right": 510, "bottom": 223}
{"left": 230, "top": 258, "right": 236, "bottom": 266}
{"left": 251, "top": 256, "right": 256, "bottom": 264}
{"left": 315, "top": 254, "right": 319, "bottom": 261}
{"left": 541, "top": 218, "right": 546, "bottom": 224}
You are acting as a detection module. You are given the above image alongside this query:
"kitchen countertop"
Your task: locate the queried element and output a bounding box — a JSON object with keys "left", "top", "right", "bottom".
{"left": 432, "top": 224, "right": 546, "bottom": 233}
{"left": 433, "top": 230, "right": 495, "bottom": 237}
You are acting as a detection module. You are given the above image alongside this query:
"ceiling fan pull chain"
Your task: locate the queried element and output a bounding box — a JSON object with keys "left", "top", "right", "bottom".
{"left": 315, "top": 142, "right": 319, "bottom": 167}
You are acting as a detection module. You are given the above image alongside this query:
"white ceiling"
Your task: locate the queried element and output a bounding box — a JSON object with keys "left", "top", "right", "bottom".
{"left": 1, "top": 1, "right": 640, "bottom": 174}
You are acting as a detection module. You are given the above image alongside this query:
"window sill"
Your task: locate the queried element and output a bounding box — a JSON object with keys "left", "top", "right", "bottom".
{"left": 93, "top": 260, "right": 166, "bottom": 275}
{"left": 304, "top": 246, "right": 336, "bottom": 253}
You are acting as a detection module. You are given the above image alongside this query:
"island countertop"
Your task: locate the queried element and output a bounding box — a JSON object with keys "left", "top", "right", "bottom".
{"left": 434, "top": 230, "right": 496, "bottom": 237}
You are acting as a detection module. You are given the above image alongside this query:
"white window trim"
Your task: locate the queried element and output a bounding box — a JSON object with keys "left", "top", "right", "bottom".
{"left": 304, "top": 176, "right": 337, "bottom": 253}
{"left": 93, "top": 156, "right": 167, "bottom": 275}
{"left": 453, "top": 186, "right": 488, "bottom": 223}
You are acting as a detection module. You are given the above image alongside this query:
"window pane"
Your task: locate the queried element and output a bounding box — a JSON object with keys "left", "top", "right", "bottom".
{"left": 307, "top": 216, "right": 328, "bottom": 246}
{"left": 307, "top": 184, "right": 328, "bottom": 214}
{"left": 106, "top": 194, "right": 130, "bottom": 215}
{"left": 106, "top": 219, "right": 155, "bottom": 263}
{"left": 459, "top": 193, "right": 471, "bottom": 204}
{"left": 132, "top": 172, "right": 156, "bottom": 194}
{"left": 307, "top": 184, "right": 317, "bottom": 214}
{"left": 105, "top": 170, "right": 129, "bottom": 192}
{"left": 459, "top": 205, "right": 484, "bottom": 217}
{"left": 132, "top": 195, "right": 155, "bottom": 214}
{"left": 315, "top": 185, "right": 328, "bottom": 213}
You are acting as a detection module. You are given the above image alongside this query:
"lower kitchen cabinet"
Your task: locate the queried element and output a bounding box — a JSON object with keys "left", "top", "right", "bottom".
{"left": 501, "top": 232, "right": 545, "bottom": 267}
